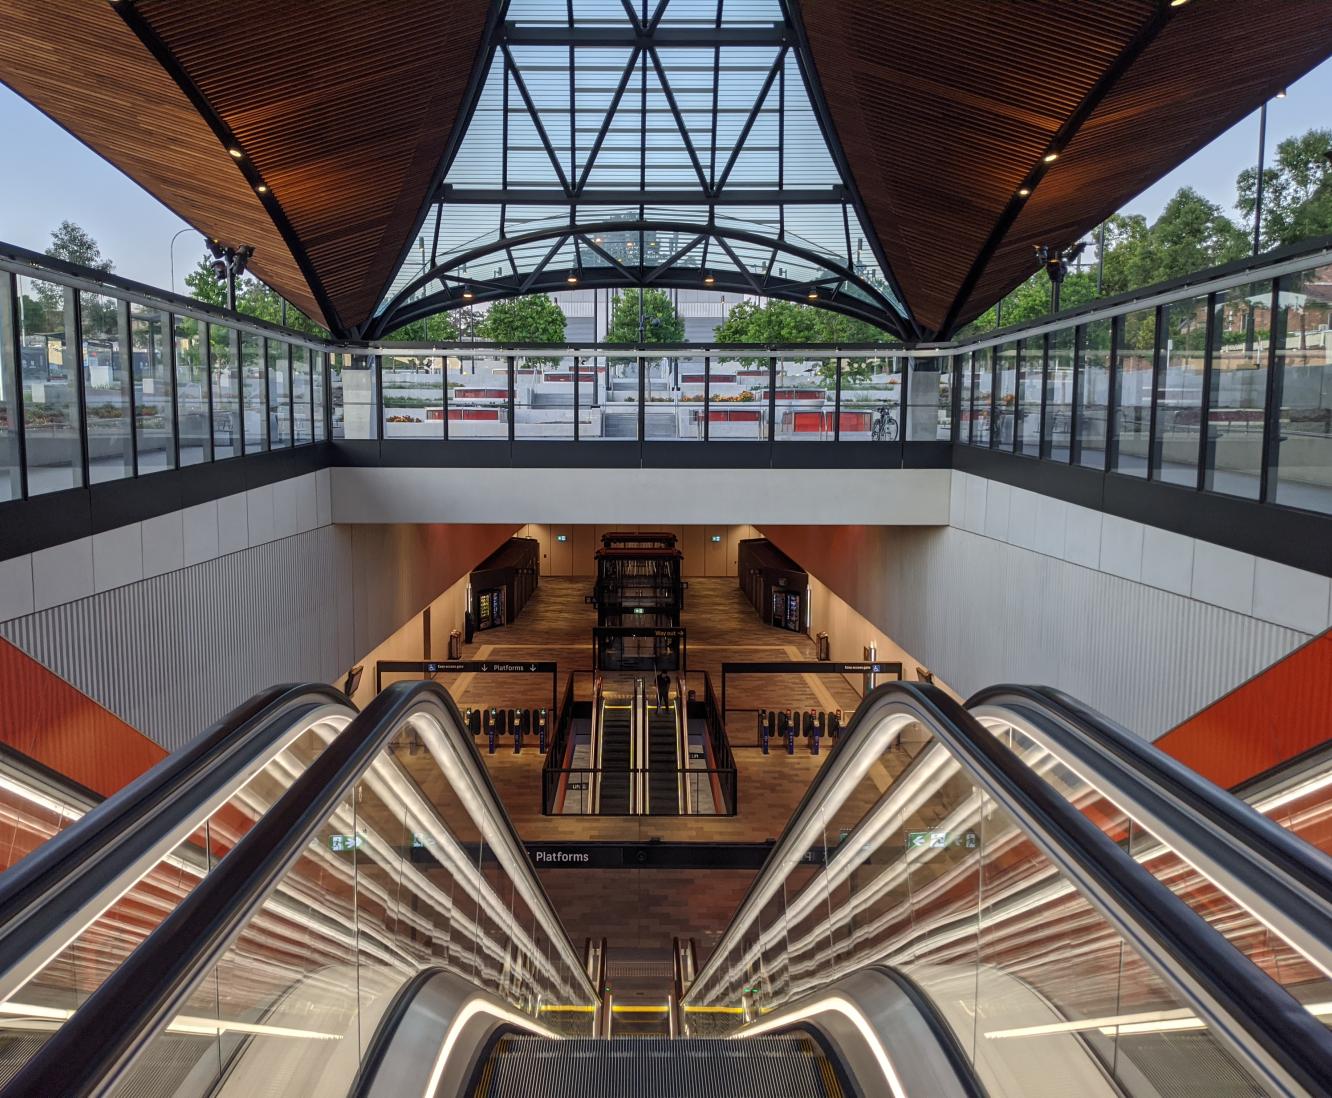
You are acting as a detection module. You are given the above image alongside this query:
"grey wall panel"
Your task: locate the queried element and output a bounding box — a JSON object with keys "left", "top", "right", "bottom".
{"left": 763, "top": 524, "right": 1309, "bottom": 740}
{"left": 881, "top": 526, "right": 1309, "bottom": 738}
{"left": 0, "top": 522, "right": 515, "bottom": 753}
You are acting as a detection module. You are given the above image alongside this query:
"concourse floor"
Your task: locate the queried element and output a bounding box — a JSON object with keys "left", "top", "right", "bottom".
{"left": 405, "top": 575, "right": 873, "bottom": 959}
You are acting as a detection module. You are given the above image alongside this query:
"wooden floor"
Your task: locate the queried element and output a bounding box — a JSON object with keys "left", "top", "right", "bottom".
{"left": 401, "top": 575, "right": 872, "bottom": 959}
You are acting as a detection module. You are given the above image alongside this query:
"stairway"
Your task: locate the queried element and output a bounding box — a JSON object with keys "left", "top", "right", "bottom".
{"left": 647, "top": 700, "right": 680, "bottom": 815}
{"left": 598, "top": 700, "right": 632, "bottom": 814}
{"left": 475, "top": 1036, "right": 844, "bottom": 1098}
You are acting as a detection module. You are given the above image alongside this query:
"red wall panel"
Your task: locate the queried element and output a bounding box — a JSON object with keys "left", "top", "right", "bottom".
{"left": 0, "top": 637, "right": 165, "bottom": 797}
{"left": 1155, "top": 632, "right": 1332, "bottom": 790}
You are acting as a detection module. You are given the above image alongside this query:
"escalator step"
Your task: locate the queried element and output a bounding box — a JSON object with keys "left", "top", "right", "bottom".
{"left": 477, "top": 1036, "right": 841, "bottom": 1098}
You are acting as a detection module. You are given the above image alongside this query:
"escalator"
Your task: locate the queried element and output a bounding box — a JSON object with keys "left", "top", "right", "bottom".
{"left": 2, "top": 680, "right": 1332, "bottom": 1096}
{"left": 477, "top": 1035, "right": 843, "bottom": 1097}
{"left": 597, "top": 690, "right": 634, "bottom": 815}
{"left": 646, "top": 687, "right": 681, "bottom": 815}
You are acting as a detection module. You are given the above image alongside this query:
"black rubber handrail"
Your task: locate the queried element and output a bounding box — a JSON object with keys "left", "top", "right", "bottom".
{"left": 969, "top": 684, "right": 1332, "bottom": 906}
{"left": 683, "top": 682, "right": 1332, "bottom": 1097}
{"left": 0, "top": 681, "right": 593, "bottom": 1098}
{"left": 0, "top": 682, "right": 352, "bottom": 991}
{"left": 868, "top": 966, "right": 989, "bottom": 1098}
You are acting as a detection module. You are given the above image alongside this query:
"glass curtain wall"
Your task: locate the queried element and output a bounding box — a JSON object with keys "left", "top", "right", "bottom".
{"left": 994, "top": 342, "right": 1018, "bottom": 449}
{"left": 1015, "top": 336, "right": 1043, "bottom": 455}
{"left": 775, "top": 354, "right": 836, "bottom": 442}
{"left": 1271, "top": 261, "right": 1332, "bottom": 513}
{"left": 1154, "top": 294, "right": 1209, "bottom": 488}
{"left": 1112, "top": 307, "right": 1156, "bottom": 478}
{"left": 1206, "top": 283, "right": 1268, "bottom": 499}
{"left": 0, "top": 279, "right": 19, "bottom": 501}
{"left": 18, "top": 278, "right": 80, "bottom": 494}
{"left": 130, "top": 304, "right": 173, "bottom": 472}
{"left": 970, "top": 349, "right": 993, "bottom": 446}
{"left": 383, "top": 352, "right": 445, "bottom": 439}
{"left": 210, "top": 324, "right": 239, "bottom": 459}
{"left": 1045, "top": 325, "right": 1075, "bottom": 461}
{"left": 81, "top": 292, "right": 132, "bottom": 483}
{"left": 293, "top": 346, "right": 313, "bottom": 444}
{"left": 175, "top": 316, "right": 209, "bottom": 466}
{"left": 267, "top": 340, "right": 291, "bottom": 448}
{"left": 240, "top": 332, "right": 266, "bottom": 453}
{"left": 1077, "top": 319, "right": 1112, "bottom": 468}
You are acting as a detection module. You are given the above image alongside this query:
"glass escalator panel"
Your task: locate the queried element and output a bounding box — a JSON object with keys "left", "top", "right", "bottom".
{"left": 0, "top": 720, "right": 336, "bottom": 1086}
{"left": 106, "top": 707, "right": 595, "bottom": 1097}
{"left": 987, "top": 719, "right": 1332, "bottom": 1033}
{"left": 685, "top": 715, "right": 1271, "bottom": 1097}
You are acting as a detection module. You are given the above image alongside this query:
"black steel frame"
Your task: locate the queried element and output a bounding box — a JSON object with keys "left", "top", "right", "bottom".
{"left": 365, "top": 1, "right": 912, "bottom": 340}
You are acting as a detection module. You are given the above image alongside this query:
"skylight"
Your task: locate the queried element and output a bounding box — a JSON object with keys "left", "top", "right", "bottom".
{"left": 370, "top": 0, "right": 909, "bottom": 338}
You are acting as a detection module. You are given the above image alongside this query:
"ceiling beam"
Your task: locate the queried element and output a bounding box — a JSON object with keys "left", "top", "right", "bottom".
{"left": 438, "top": 186, "right": 847, "bottom": 205}
{"left": 501, "top": 25, "right": 788, "bottom": 48}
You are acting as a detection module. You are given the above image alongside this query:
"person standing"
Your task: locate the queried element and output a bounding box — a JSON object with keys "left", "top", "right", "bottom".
{"left": 655, "top": 670, "right": 670, "bottom": 713}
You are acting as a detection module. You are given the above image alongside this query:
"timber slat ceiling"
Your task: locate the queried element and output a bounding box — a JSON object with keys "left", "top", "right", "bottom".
{"left": 0, "top": 0, "right": 318, "bottom": 323}
{"left": 800, "top": 0, "right": 1332, "bottom": 337}
{"left": 132, "top": 0, "right": 493, "bottom": 336}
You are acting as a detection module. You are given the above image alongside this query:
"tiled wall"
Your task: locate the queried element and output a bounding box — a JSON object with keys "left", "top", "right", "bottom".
{"left": 950, "top": 472, "right": 1332, "bottom": 636}
{"left": 0, "top": 473, "right": 514, "bottom": 751}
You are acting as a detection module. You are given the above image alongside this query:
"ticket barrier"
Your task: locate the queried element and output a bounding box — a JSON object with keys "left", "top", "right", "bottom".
{"left": 463, "top": 707, "right": 482, "bottom": 737}
{"left": 535, "top": 708, "right": 549, "bottom": 753}
{"left": 804, "top": 709, "right": 827, "bottom": 755}
{"left": 828, "top": 710, "right": 843, "bottom": 739}
{"left": 509, "top": 708, "right": 531, "bottom": 753}
{"left": 757, "top": 709, "right": 773, "bottom": 754}
{"left": 486, "top": 708, "right": 505, "bottom": 754}
{"left": 778, "top": 709, "right": 796, "bottom": 755}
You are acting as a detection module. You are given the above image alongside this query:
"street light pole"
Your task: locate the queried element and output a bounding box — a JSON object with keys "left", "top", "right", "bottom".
{"left": 168, "top": 227, "right": 193, "bottom": 294}
{"left": 1253, "top": 100, "right": 1268, "bottom": 256}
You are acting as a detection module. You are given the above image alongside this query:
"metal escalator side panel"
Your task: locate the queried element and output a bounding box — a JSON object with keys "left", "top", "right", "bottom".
{"left": 734, "top": 967, "right": 987, "bottom": 1098}
{"left": 352, "top": 969, "right": 557, "bottom": 1098}
{"left": 0, "top": 684, "right": 354, "bottom": 1010}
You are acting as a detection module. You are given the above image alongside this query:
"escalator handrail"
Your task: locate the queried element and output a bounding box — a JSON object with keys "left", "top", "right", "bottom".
{"left": 969, "top": 684, "right": 1332, "bottom": 906}
{"left": 0, "top": 682, "right": 353, "bottom": 996}
{"left": 681, "top": 681, "right": 1332, "bottom": 1098}
{"left": 969, "top": 685, "right": 1332, "bottom": 974}
{"left": 0, "top": 681, "right": 595, "bottom": 1098}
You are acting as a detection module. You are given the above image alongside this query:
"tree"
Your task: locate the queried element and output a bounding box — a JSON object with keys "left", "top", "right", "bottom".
{"left": 476, "top": 294, "right": 567, "bottom": 343}
{"left": 606, "top": 288, "right": 685, "bottom": 344}
{"left": 183, "top": 253, "right": 327, "bottom": 336}
{"left": 712, "top": 298, "right": 894, "bottom": 380}
{"left": 35, "top": 221, "right": 113, "bottom": 316}
{"left": 385, "top": 312, "right": 460, "bottom": 342}
{"left": 1237, "top": 128, "right": 1332, "bottom": 249}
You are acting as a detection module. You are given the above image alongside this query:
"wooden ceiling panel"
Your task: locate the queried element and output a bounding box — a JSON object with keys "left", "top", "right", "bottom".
{"left": 956, "top": 0, "right": 1332, "bottom": 331}
{"left": 800, "top": 0, "right": 1332, "bottom": 337}
{"left": 799, "top": 0, "right": 1153, "bottom": 335}
{"left": 0, "top": 0, "right": 319, "bottom": 323}
{"left": 133, "top": 0, "right": 494, "bottom": 334}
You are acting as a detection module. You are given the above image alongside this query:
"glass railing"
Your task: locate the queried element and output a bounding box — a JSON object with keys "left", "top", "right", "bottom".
{"left": 5, "top": 238, "right": 1329, "bottom": 517}
{"left": 956, "top": 241, "right": 1332, "bottom": 517}
{"left": 0, "top": 687, "right": 353, "bottom": 1089}
{"left": 0, "top": 682, "right": 596, "bottom": 1098}
{"left": 682, "top": 684, "right": 1332, "bottom": 1098}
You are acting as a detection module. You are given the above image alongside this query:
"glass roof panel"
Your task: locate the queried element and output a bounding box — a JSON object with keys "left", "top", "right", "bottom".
{"left": 374, "top": 0, "right": 909, "bottom": 335}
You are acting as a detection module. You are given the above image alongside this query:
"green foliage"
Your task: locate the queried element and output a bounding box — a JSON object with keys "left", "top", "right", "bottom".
{"left": 182, "top": 254, "right": 327, "bottom": 337}
{"left": 476, "top": 294, "right": 567, "bottom": 343}
{"left": 712, "top": 298, "right": 894, "bottom": 378}
{"left": 384, "top": 312, "right": 460, "bottom": 342}
{"left": 1237, "top": 128, "right": 1332, "bottom": 250}
{"left": 34, "top": 221, "right": 112, "bottom": 316}
{"left": 606, "top": 288, "right": 686, "bottom": 343}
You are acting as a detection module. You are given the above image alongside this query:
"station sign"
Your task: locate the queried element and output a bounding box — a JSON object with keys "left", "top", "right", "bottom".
{"left": 907, "top": 830, "right": 978, "bottom": 850}
{"left": 722, "top": 660, "right": 904, "bottom": 677}
{"left": 524, "top": 841, "right": 827, "bottom": 870}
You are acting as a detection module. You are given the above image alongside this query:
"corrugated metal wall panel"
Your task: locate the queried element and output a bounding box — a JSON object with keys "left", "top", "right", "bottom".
{"left": 879, "top": 526, "right": 1308, "bottom": 738}
{"left": 0, "top": 522, "right": 514, "bottom": 753}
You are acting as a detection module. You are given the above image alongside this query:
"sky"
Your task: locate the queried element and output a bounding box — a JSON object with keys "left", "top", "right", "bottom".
{"left": 0, "top": 54, "right": 1329, "bottom": 294}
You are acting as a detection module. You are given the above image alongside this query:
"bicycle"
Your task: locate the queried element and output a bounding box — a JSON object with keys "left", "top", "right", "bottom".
{"left": 871, "top": 404, "right": 899, "bottom": 442}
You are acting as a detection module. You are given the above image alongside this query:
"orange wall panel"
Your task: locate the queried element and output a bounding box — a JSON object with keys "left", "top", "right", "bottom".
{"left": 0, "top": 637, "right": 165, "bottom": 797}
{"left": 1155, "top": 632, "right": 1332, "bottom": 790}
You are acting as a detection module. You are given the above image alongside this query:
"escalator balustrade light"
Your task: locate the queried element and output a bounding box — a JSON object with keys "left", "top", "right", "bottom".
{"left": 985, "top": 1000, "right": 1332, "bottom": 1041}
{"left": 0, "top": 1001, "right": 342, "bottom": 1042}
